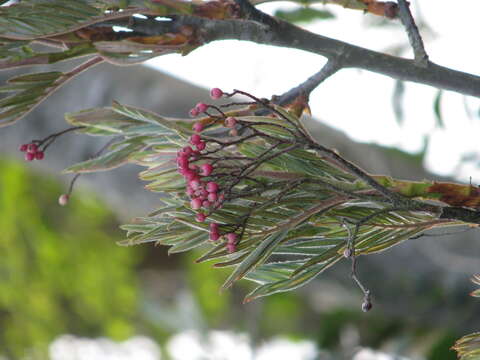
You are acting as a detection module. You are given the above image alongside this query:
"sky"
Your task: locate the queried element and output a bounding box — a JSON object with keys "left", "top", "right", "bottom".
{"left": 147, "top": 1, "right": 480, "bottom": 181}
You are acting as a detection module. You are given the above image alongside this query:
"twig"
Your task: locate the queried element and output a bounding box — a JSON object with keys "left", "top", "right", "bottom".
{"left": 273, "top": 60, "right": 342, "bottom": 106}
{"left": 397, "top": 0, "right": 429, "bottom": 67}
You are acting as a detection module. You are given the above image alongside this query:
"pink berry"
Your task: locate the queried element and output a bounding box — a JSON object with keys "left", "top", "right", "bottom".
{"left": 210, "top": 231, "right": 220, "bottom": 242}
{"left": 206, "top": 182, "right": 219, "bottom": 193}
{"left": 207, "top": 192, "right": 218, "bottom": 202}
{"left": 202, "top": 200, "right": 211, "bottom": 208}
{"left": 225, "top": 117, "right": 237, "bottom": 128}
{"left": 195, "top": 102, "right": 208, "bottom": 113}
{"left": 196, "top": 213, "right": 206, "bottom": 222}
{"left": 185, "top": 171, "right": 198, "bottom": 182}
{"left": 190, "top": 198, "right": 202, "bottom": 210}
{"left": 186, "top": 187, "right": 195, "bottom": 197}
{"left": 189, "top": 179, "right": 201, "bottom": 190}
{"left": 177, "top": 156, "right": 189, "bottom": 169}
{"left": 226, "top": 243, "right": 236, "bottom": 253}
{"left": 34, "top": 151, "right": 44, "bottom": 160}
{"left": 24, "top": 152, "right": 35, "bottom": 161}
{"left": 210, "top": 223, "right": 219, "bottom": 232}
{"left": 189, "top": 108, "right": 199, "bottom": 117}
{"left": 226, "top": 233, "right": 237, "bottom": 244}
{"left": 19, "top": 144, "right": 28, "bottom": 152}
{"left": 196, "top": 141, "right": 206, "bottom": 151}
{"left": 210, "top": 88, "right": 223, "bottom": 99}
{"left": 181, "top": 146, "right": 194, "bottom": 157}
{"left": 190, "top": 134, "right": 201, "bottom": 145}
{"left": 58, "top": 194, "right": 69, "bottom": 206}
{"left": 229, "top": 128, "right": 238, "bottom": 137}
{"left": 200, "top": 163, "right": 213, "bottom": 176}
{"left": 27, "top": 143, "right": 38, "bottom": 153}
{"left": 193, "top": 122, "right": 204, "bottom": 133}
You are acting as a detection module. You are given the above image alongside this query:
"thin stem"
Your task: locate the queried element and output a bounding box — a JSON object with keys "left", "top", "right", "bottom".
{"left": 397, "top": 0, "right": 429, "bottom": 67}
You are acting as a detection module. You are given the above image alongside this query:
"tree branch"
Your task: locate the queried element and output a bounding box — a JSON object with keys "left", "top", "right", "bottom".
{"left": 151, "top": 14, "right": 480, "bottom": 98}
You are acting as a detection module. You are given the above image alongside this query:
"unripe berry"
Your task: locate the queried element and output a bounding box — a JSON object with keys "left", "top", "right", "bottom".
{"left": 362, "top": 300, "right": 372, "bottom": 312}
{"left": 190, "top": 198, "right": 202, "bottom": 210}
{"left": 34, "top": 151, "right": 44, "bottom": 160}
{"left": 200, "top": 163, "right": 213, "bottom": 176}
{"left": 225, "top": 117, "right": 237, "bottom": 128}
{"left": 190, "top": 134, "right": 201, "bottom": 146}
{"left": 210, "top": 88, "right": 223, "bottom": 99}
{"left": 193, "top": 122, "right": 204, "bottom": 133}
{"left": 343, "top": 248, "right": 353, "bottom": 258}
{"left": 58, "top": 194, "right": 69, "bottom": 206}
{"left": 27, "top": 143, "right": 38, "bottom": 153}
{"left": 206, "top": 181, "right": 219, "bottom": 193}
{"left": 196, "top": 212, "right": 206, "bottom": 222}
{"left": 19, "top": 144, "right": 28, "bottom": 152}
{"left": 195, "top": 102, "right": 208, "bottom": 113}
{"left": 24, "top": 152, "right": 35, "bottom": 161}
{"left": 195, "top": 141, "right": 206, "bottom": 151}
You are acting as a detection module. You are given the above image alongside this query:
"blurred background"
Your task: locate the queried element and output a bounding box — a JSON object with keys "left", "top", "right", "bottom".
{"left": 0, "top": 1, "right": 479, "bottom": 359}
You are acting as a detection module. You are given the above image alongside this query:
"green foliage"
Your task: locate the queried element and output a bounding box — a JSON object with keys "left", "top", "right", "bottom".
{"left": 60, "top": 100, "right": 451, "bottom": 306}
{"left": 0, "top": 158, "right": 141, "bottom": 358}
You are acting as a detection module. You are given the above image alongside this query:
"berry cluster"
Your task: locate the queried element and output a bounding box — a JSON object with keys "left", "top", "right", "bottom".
{"left": 176, "top": 88, "right": 242, "bottom": 253}
{"left": 18, "top": 142, "right": 44, "bottom": 161}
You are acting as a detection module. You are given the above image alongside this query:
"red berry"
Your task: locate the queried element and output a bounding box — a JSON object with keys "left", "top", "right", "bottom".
{"left": 206, "top": 182, "right": 219, "bottom": 193}
{"left": 210, "top": 231, "right": 220, "bottom": 242}
{"left": 196, "top": 141, "right": 206, "bottom": 151}
{"left": 181, "top": 146, "right": 194, "bottom": 157}
{"left": 24, "top": 152, "right": 35, "bottom": 161}
{"left": 210, "top": 88, "right": 223, "bottom": 99}
{"left": 189, "top": 108, "right": 199, "bottom": 117}
{"left": 27, "top": 143, "right": 38, "bottom": 153}
{"left": 189, "top": 179, "right": 201, "bottom": 190}
{"left": 58, "top": 194, "right": 69, "bottom": 206}
{"left": 34, "top": 151, "right": 44, "bottom": 160}
{"left": 226, "top": 233, "right": 237, "bottom": 244}
{"left": 226, "top": 243, "right": 236, "bottom": 253}
{"left": 19, "top": 144, "right": 28, "bottom": 152}
{"left": 195, "top": 103, "right": 208, "bottom": 113}
{"left": 190, "top": 134, "right": 201, "bottom": 146}
{"left": 186, "top": 187, "right": 195, "bottom": 197}
{"left": 193, "top": 122, "right": 204, "bottom": 133}
{"left": 200, "top": 163, "right": 213, "bottom": 176}
{"left": 177, "top": 156, "right": 189, "bottom": 169}
{"left": 207, "top": 192, "right": 218, "bottom": 202}
{"left": 196, "top": 213, "right": 206, "bottom": 222}
{"left": 190, "top": 198, "right": 202, "bottom": 210}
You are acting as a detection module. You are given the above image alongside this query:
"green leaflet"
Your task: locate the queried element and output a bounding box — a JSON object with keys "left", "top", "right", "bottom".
{"left": 453, "top": 332, "right": 480, "bottom": 360}
{"left": 221, "top": 230, "right": 288, "bottom": 289}
{"left": 63, "top": 141, "right": 145, "bottom": 173}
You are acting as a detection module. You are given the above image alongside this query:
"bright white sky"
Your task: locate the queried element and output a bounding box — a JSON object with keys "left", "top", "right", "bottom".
{"left": 147, "top": 1, "right": 480, "bottom": 181}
